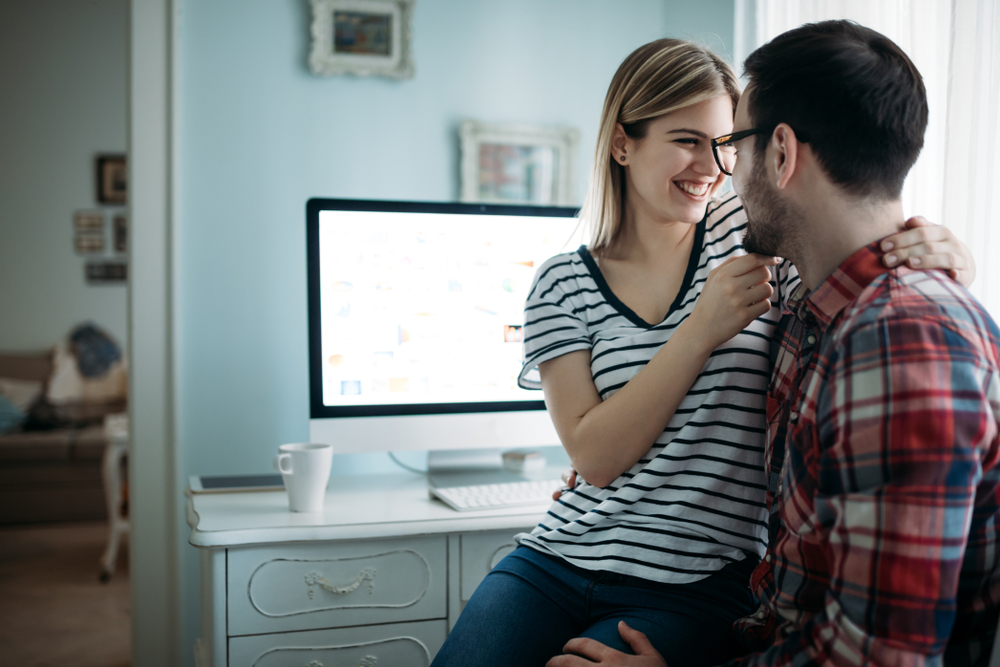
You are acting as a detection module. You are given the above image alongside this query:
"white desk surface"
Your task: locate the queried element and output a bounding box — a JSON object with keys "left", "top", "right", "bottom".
{"left": 186, "top": 473, "right": 555, "bottom": 548}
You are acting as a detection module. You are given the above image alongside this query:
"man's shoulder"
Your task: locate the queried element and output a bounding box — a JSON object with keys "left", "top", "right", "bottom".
{"left": 834, "top": 268, "right": 1000, "bottom": 365}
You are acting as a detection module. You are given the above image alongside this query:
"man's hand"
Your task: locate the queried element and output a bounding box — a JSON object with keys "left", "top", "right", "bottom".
{"left": 545, "top": 621, "right": 668, "bottom": 667}
{"left": 880, "top": 216, "right": 976, "bottom": 286}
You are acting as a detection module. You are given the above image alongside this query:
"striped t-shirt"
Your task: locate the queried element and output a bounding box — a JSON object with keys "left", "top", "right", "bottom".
{"left": 516, "top": 194, "right": 800, "bottom": 584}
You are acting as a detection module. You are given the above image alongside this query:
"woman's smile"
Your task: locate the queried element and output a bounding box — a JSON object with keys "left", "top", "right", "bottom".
{"left": 673, "top": 180, "right": 712, "bottom": 199}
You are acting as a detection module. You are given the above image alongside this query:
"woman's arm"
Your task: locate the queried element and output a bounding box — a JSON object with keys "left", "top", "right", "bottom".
{"left": 540, "top": 329, "right": 709, "bottom": 489}
{"left": 540, "top": 254, "right": 777, "bottom": 488}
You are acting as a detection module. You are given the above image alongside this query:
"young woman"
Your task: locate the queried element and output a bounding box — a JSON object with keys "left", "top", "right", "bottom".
{"left": 430, "top": 39, "right": 974, "bottom": 667}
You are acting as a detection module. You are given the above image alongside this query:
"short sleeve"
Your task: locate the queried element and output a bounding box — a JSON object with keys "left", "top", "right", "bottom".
{"left": 517, "top": 253, "right": 593, "bottom": 390}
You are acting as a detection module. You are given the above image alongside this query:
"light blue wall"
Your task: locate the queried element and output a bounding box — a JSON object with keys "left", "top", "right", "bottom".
{"left": 175, "top": 0, "right": 733, "bottom": 660}
{"left": 663, "top": 0, "right": 736, "bottom": 63}
{"left": 0, "top": 0, "right": 128, "bottom": 353}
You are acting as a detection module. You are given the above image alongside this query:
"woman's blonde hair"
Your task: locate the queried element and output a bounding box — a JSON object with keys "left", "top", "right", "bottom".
{"left": 581, "top": 39, "right": 741, "bottom": 252}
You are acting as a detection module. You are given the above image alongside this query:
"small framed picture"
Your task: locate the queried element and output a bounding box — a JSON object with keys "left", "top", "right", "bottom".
{"left": 460, "top": 121, "right": 580, "bottom": 206}
{"left": 74, "top": 210, "right": 105, "bottom": 231}
{"left": 85, "top": 261, "right": 127, "bottom": 283}
{"left": 75, "top": 231, "right": 105, "bottom": 254}
{"left": 113, "top": 214, "right": 128, "bottom": 253}
{"left": 96, "top": 155, "right": 127, "bottom": 204}
{"left": 309, "top": 0, "right": 414, "bottom": 79}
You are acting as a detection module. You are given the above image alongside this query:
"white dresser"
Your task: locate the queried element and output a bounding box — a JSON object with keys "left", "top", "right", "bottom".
{"left": 186, "top": 473, "right": 553, "bottom": 667}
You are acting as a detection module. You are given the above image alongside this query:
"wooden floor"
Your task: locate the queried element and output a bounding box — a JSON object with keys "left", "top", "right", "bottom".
{"left": 0, "top": 521, "right": 130, "bottom": 667}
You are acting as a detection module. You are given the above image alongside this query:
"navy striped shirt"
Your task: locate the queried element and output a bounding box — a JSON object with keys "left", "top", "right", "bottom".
{"left": 516, "top": 194, "right": 801, "bottom": 583}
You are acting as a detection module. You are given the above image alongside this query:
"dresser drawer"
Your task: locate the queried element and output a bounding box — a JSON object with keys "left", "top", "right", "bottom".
{"left": 459, "top": 529, "right": 525, "bottom": 602}
{"left": 228, "top": 619, "right": 447, "bottom": 667}
{"left": 228, "top": 536, "right": 447, "bottom": 636}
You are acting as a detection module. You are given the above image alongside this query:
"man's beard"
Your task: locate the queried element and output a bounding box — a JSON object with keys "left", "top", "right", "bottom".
{"left": 740, "top": 154, "right": 797, "bottom": 257}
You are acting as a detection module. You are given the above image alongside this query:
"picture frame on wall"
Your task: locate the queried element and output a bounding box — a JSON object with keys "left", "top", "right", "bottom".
{"left": 86, "top": 261, "right": 127, "bottom": 283}
{"left": 460, "top": 120, "right": 580, "bottom": 207}
{"left": 96, "top": 155, "right": 127, "bottom": 204}
{"left": 74, "top": 210, "right": 105, "bottom": 231}
{"left": 75, "top": 232, "right": 104, "bottom": 254}
{"left": 113, "top": 214, "right": 128, "bottom": 253}
{"left": 309, "top": 0, "right": 414, "bottom": 79}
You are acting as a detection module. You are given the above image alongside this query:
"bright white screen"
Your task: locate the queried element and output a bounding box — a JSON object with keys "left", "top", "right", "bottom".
{"left": 318, "top": 210, "right": 582, "bottom": 408}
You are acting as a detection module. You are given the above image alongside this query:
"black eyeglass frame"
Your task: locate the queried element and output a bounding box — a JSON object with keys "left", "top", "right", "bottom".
{"left": 710, "top": 127, "right": 770, "bottom": 176}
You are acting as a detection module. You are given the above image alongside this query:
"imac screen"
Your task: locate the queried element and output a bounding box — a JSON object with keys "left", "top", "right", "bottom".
{"left": 308, "top": 200, "right": 581, "bottom": 417}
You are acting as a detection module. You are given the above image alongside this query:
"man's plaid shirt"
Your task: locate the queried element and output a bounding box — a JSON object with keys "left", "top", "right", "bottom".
{"left": 728, "top": 243, "right": 1000, "bottom": 666}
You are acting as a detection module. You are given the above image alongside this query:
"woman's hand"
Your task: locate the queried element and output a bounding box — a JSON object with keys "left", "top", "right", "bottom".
{"left": 684, "top": 254, "right": 778, "bottom": 352}
{"left": 881, "top": 216, "right": 976, "bottom": 287}
{"left": 552, "top": 468, "right": 579, "bottom": 501}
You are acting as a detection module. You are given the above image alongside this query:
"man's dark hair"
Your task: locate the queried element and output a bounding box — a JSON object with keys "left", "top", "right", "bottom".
{"left": 743, "top": 20, "right": 927, "bottom": 200}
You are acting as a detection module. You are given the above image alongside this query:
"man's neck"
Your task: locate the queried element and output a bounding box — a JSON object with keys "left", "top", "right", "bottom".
{"left": 790, "top": 195, "right": 905, "bottom": 291}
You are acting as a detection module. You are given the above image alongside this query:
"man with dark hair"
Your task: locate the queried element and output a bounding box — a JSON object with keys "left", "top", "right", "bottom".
{"left": 547, "top": 19, "right": 1000, "bottom": 667}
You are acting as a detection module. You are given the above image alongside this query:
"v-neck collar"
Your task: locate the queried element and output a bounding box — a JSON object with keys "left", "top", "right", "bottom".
{"left": 577, "top": 219, "right": 705, "bottom": 329}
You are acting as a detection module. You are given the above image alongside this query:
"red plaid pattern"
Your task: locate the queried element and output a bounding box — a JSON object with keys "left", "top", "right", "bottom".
{"left": 728, "top": 243, "right": 1000, "bottom": 667}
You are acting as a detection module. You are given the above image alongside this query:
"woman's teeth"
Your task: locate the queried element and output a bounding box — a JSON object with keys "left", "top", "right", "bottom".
{"left": 676, "top": 182, "right": 709, "bottom": 196}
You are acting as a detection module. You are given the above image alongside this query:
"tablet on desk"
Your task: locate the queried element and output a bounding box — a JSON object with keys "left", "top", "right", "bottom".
{"left": 189, "top": 473, "right": 285, "bottom": 494}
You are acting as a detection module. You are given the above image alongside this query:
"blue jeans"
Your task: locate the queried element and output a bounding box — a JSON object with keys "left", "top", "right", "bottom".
{"left": 431, "top": 546, "right": 756, "bottom": 667}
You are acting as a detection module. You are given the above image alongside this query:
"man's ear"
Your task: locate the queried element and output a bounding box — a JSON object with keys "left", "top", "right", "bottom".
{"left": 612, "top": 123, "right": 629, "bottom": 164}
{"left": 770, "top": 123, "right": 800, "bottom": 190}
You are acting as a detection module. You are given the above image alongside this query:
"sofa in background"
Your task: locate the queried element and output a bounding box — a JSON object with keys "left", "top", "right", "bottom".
{"left": 0, "top": 351, "right": 121, "bottom": 524}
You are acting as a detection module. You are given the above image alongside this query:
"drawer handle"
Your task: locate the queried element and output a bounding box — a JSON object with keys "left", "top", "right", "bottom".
{"left": 305, "top": 567, "right": 377, "bottom": 599}
{"left": 306, "top": 657, "right": 377, "bottom": 667}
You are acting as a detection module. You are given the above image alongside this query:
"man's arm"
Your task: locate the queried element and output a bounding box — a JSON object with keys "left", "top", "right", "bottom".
{"left": 722, "top": 315, "right": 996, "bottom": 667}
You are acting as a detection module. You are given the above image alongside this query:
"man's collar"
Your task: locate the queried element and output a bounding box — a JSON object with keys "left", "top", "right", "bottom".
{"left": 787, "top": 242, "right": 892, "bottom": 330}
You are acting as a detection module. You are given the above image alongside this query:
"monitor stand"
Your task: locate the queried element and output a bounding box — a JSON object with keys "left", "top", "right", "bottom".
{"left": 427, "top": 448, "right": 503, "bottom": 473}
{"left": 426, "top": 448, "right": 560, "bottom": 489}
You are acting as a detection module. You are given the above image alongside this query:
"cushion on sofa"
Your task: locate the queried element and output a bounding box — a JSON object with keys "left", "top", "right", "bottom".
{"left": 0, "top": 377, "right": 44, "bottom": 412}
{"left": 0, "top": 371, "right": 46, "bottom": 436}
{"left": 0, "top": 395, "right": 25, "bottom": 435}
{"left": 47, "top": 342, "right": 127, "bottom": 405}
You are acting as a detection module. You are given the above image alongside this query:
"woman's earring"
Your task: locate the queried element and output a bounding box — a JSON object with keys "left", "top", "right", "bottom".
{"left": 619, "top": 155, "right": 626, "bottom": 163}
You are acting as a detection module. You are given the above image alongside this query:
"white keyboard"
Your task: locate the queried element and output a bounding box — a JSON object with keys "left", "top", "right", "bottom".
{"left": 431, "top": 478, "right": 562, "bottom": 512}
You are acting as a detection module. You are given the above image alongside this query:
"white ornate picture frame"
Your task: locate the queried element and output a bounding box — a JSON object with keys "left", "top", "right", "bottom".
{"left": 460, "top": 121, "right": 579, "bottom": 207}
{"left": 309, "top": 0, "right": 414, "bottom": 79}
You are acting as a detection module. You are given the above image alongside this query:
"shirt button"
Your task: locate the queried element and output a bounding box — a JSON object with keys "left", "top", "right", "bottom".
{"left": 765, "top": 554, "right": 772, "bottom": 563}
{"left": 778, "top": 482, "right": 783, "bottom": 494}
{"left": 806, "top": 334, "right": 817, "bottom": 344}
{"left": 789, "top": 411, "right": 798, "bottom": 422}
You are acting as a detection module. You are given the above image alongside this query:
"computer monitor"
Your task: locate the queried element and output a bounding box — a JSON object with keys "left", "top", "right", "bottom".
{"left": 307, "top": 198, "right": 582, "bottom": 455}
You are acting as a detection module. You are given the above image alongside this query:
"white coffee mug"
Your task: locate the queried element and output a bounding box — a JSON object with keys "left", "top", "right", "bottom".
{"left": 273, "top": 443, "right": 333, "bottom": 512}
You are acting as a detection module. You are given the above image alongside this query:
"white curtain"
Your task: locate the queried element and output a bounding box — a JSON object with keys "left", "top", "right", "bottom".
{"left": 739, "top": 0, "right": 1000, "bottom": 318}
